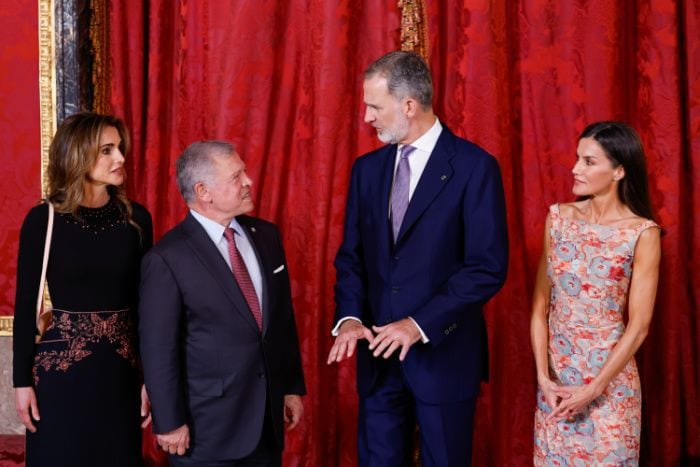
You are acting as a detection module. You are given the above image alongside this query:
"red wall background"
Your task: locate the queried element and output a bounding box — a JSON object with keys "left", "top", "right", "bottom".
{"left": 0, "top": 0, "right": 41, "bottom": 316}
{"left": 107, "top": 1, "right": 698, "bottom": 465}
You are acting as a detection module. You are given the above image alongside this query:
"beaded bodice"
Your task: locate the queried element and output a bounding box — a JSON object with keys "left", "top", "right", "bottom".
{"left": 60, "top": 198, "right": 128, "bottom": 235}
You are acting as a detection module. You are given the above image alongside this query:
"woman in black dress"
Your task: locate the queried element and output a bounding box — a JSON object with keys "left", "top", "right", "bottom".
{"left": 13, "top": 112, "right": 153, "bottom": 467}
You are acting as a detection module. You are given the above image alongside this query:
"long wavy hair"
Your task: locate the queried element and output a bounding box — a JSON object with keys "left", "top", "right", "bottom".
{"left": 579, "top": 121, "right": 656, "bottom": 221}
{"left": 46, "top": 112, "right": 138, "bottom": 230}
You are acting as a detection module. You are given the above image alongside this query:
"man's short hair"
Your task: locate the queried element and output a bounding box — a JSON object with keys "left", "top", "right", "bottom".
{"left": 364, "top": 51, "right": 433, "bottom": 109}
{"left": 176, "top": 141, "right": 234, "bottom": 203}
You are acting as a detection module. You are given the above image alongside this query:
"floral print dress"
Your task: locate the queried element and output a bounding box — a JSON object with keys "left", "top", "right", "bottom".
{"left": 534, "top": 204, "right": 658, "bottom": 466}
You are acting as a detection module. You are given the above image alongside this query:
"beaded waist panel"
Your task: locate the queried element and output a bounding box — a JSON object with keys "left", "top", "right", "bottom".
{"left": 33, "top": 308, "right": 138, "bottom": 385}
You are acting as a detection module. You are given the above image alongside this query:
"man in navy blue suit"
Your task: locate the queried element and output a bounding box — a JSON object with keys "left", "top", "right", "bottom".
{"left": 327, "top": 51, "right": 508, "bottom": 466}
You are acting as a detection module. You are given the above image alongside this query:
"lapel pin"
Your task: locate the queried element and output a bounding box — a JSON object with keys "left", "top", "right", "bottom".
{"left": 251, "top": 227, "right": 256, "bottom": 233}
{"left": 440, "top": 175, "right": 448, "bottom": 181}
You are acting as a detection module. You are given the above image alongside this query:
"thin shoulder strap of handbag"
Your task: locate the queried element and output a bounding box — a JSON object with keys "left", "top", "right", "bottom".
{"left": 35, "top": 201, "right": 54, "bottom": 321}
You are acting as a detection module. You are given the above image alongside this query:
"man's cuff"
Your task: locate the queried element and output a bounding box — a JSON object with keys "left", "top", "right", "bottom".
{"left": 331, "top": 316, "right": 362, "bottom": 336}
{"left": 408, "top": 317, "right": 429, "bottom": 343}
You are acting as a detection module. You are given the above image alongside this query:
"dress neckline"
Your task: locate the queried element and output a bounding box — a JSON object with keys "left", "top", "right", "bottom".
{"left": 553, "top": 203, "right": 657, "bottom": 233}
{"left": 560, "top": 215, "right": 647, "bottom": 231}
{"left": 78, "top": 197, "right": 114, "bottom": 212}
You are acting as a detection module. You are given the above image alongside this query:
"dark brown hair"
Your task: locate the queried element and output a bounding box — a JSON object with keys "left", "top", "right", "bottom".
{"left": 47, "top": 112, "right": 138, "bottom": 229}
{"left": 579, "top": 121, "right": 656, "bottom": 221}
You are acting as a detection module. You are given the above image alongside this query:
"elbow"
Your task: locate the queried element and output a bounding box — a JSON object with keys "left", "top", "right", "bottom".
{"left": 635, "top": 327, "right": 649, "bottom": 345}
{"left": 629, "top": 324, "right": 650, "bottom": 348}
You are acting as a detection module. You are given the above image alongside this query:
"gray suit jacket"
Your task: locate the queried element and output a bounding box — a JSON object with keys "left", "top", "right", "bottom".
{"left": 139, "top": 213, "right": 305, "bottom": 460}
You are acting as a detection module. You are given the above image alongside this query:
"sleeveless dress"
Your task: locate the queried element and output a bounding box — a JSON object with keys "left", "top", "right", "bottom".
{"left": 13, "top": 199, "right": 152, "bottom": 467}
{"left": 533, "top": 204, "right": 658, "bottom": 466}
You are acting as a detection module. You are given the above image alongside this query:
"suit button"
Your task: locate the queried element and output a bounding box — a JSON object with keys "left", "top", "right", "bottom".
{"left": 391, "top": 287, "right": 400, "bottom": 294}
{"left": 393, "top": 255, "right": 400, "bottom": 260}
{"left": 258, "top": 372, "right": 265, "bottom": 379}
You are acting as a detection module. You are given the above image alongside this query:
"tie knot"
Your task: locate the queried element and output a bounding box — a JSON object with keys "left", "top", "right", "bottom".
{"left": 399, "top": 145, "right": 416, "bottom": 160}
{"left": 224, "top": 227, "right": 236, "bottom": 243}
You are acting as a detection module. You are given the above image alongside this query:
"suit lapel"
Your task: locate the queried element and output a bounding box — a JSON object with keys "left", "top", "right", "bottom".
{"left": 395, "top": 129, "right": 455, "bottom": 244}
{"left": 181, "top": 214, "right": 261, "bottom": 334}
{"left": 376, "top": 145, "right": 398, "bottom": 253}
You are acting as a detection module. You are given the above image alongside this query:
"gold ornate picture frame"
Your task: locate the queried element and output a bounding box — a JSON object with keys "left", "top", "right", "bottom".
{"left": 39, "top": 0, "right": 57, "bottom": 196}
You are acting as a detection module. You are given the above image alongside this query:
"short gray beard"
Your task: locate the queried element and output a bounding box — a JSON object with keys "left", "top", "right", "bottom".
{"left": 377, "top": 110, "right": 409, "bottom": 144}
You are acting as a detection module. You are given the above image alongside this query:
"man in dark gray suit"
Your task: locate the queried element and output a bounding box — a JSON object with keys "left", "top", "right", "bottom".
{"left": 139, "top": 141, "right": 306, "bottom": 467}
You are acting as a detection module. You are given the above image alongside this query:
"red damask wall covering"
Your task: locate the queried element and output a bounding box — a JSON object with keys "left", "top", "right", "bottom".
{"left": 0, "top": 0, "right": 41, "bottom": 316}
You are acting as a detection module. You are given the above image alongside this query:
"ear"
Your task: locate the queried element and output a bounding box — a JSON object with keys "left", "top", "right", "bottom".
{"left": 404, "top": 98, "right": 419, "bottom": 118}
{"left": 194, "top": 182, "right": 210, "bottom": 202}
{"left": 614, "top": 166, "right": 625, "bottom": 181}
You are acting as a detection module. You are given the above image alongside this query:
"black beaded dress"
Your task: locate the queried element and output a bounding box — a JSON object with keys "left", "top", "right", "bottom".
{"left": 13, "top": 198, "right": 152, "bottom": 467}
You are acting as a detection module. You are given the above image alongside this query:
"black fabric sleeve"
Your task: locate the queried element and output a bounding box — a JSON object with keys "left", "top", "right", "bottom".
{"left": 13, "top": 203, "right": 49, "bottom": 387}
{"left": 131, "top": 201, "right": 154, "bottom": 254}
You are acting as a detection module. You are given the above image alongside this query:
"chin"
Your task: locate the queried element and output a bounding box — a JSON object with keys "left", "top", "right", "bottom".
{"left": 571, "top": 185, "right": 586, "bottom": 197}
{"left": 377, "top": 131, "right": 395, "bottom": 145}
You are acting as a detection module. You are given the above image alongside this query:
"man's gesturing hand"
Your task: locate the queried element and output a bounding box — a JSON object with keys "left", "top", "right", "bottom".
{"left": 327, "top": 320, "right": 375, "bottom": 364}
{"left": 369, "top": 318, "right": 422, "bottom": 361}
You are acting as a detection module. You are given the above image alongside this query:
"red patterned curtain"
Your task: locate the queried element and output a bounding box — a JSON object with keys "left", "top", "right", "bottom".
{"left": 108, "top": 1, "right": 699, "bottom": 465}
{"left": 424, "top": 2, "right": 699, "bottom": 464}
{"left": 0, "top": 0, "right": 41, "bottom": 317}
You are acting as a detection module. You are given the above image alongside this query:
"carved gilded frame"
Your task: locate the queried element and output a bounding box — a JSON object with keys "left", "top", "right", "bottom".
{"left": 399, "top": 0, "right": 430, "bottom": 62}
{"left": 39, "top": 0, "right": 57, "bottom": 197}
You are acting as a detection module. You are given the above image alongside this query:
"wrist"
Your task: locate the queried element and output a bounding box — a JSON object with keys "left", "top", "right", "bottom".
{"left": 536, "top": 372, "right": 552, "bottom": 386}
{"left": 588, "top": 378, "right": 606, "bottom": 398}
{"left": 339, "top": 319, "right": 361, "bottom": 333}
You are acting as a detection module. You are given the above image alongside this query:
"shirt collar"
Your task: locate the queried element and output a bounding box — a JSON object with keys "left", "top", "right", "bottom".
{"left": 398, "top": 117, "right": 442, "bottom": 154}
{"left": 190, "top": 209, "right": 243, "bottom": 244}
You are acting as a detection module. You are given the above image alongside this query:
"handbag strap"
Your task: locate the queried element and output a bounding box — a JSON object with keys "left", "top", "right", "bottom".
{"left": 35, "top": 201, "right": 54, "bottom": 321}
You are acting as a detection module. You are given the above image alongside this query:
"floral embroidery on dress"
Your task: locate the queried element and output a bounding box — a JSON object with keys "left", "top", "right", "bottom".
{"left": 33, "top": 309, "right": 138, "bottom": 386}
{"left": 534, "top": 204, "right": 658, "bottom": 466}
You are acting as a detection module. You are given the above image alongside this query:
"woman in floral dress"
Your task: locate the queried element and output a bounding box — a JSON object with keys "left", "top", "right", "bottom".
{"left": 531, "top": 121, "right": 661, "bottom": 465}
{"left": 13, "top": 112, "right": 153, "bottom": 467}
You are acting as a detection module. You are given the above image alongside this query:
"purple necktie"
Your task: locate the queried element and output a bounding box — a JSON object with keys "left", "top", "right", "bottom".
{"left": 391, "top": 145, "right": 416, "bottom": 241}
{"left": 224, "top": 227, "right": 262, "bottom": 330}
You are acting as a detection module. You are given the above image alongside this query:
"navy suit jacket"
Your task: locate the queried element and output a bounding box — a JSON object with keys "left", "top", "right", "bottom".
{"left": 334, "top": 126, "right": 508, "bottom": 403}
{"left": 139, "top": 214, "right": 305, "bottom": 460}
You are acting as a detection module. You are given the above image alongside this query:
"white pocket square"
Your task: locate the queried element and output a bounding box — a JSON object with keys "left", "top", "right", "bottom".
{"left": 273, "top": 265, "right": 285, "bottom": 274}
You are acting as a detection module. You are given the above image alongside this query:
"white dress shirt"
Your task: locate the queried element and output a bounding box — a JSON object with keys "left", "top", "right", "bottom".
{"left": 392, "top": 117, "right": 443, "bottom": 201}
{"left": 332, "top": 118, "right": 443, "bottom": 342}
{"left": 190, "top": 209, "right": 264, "bottom": 310}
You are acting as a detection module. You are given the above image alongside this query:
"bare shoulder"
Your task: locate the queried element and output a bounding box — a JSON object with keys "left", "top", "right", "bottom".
{"left": 618, "top": 206, "right": 656, "bottom": 230}
{"left": 637, "top": 223, "right": 661, "bottom": 242}
{"left": 557, "top": 201, "right": 585, "bottom": 219}
{"left": 633, "top": 225, "right": 661, "bottom": 267}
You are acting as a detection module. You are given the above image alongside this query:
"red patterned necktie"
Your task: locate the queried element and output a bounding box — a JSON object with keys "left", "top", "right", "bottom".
{"left": 224, "top": 227, "right": 262, "bottom": 330}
